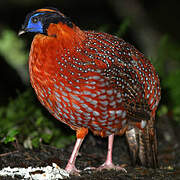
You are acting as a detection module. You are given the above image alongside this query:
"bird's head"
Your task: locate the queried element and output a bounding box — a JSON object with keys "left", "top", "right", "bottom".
{"left": 18, "top": 7, "right": 73, "bottom": 36}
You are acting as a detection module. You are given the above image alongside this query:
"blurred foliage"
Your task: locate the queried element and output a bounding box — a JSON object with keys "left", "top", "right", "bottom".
{"left": 0, "top": 90, "right": 75, "bottom": 149}
{"left": 0, "top": 29, "right": 28, "bottom": 68}
{"left": 115, "top": 18, "right": 131, "bottom": 37}
{"left": 0, "top": 29, "right": 28, "bottom": 82}
{"left": 154, "top": 35, "right": 180, "bottom": 121}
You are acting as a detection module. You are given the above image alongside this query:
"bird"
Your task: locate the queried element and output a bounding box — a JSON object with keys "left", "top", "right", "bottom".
{"left": 19, "top": 7, "right": 161, "bottom": 175}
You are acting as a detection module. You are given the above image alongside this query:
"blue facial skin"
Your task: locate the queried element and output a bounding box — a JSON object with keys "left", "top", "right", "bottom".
{"left": 26, "top": 13, "right": 44, "bottom": 33}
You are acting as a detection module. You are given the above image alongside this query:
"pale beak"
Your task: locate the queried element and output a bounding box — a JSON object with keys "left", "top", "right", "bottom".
{"left": 18, "top": 30, "right": 26, "bottom": 36}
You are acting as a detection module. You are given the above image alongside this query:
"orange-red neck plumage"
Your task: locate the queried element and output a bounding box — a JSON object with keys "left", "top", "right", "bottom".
{"left": 47, "top": 22, "right": 85, "bottom": 48}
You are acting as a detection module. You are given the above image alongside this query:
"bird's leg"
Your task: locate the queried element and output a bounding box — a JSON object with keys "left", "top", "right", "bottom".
{"left": 97, "top": 134, "right": 127, "bottom": 172}
{"left": 65, "top": 138, "right": 84, "bottom": 174}
{"left": 65, "top": 127, "right": 88, "bottom": 175}
{"left": 100, "top": 133, "right": 114, "bottom": 168}
{"left": 85, "top": 134, "right": 127, "bottom": 172}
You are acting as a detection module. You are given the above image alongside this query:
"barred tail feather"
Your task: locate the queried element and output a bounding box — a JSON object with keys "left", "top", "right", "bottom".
{"left": 126, "top": 116, "right": 158, "bottom": 168}
{"left": 125, "top": 127, "right": 139, "bottom": 166}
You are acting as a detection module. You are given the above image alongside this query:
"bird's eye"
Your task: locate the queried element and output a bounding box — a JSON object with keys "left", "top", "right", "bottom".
{"left": 31, "top": 17, "right": 38, "bottom": 23}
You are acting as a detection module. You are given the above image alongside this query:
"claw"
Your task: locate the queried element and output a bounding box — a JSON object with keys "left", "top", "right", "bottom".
{"left": 84, "top": 134, "right": 127, "bottom": 173}
{"left": 84, "top": 163, "right": 127, "bottom": 173}
{"left": 65, "top": 163, "right": 81, "bottom": 176}
{"left": 97, "top": 162, "right": 127, "bottom": 172}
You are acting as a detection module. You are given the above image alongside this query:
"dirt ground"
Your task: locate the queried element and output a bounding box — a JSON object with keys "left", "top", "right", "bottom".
{"left": 0, "top": 115, "right": 180, "bottom": 180}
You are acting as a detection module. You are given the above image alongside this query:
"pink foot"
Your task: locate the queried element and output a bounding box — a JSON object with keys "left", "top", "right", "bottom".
{"left": 84, "top": 162, "right": 127, "bottom": 173}
{"left": 85, "top": 134, "right": 127, "bottom": 173}
{"left": 97, "top": 162, "right": 127, "bottom": 172}
{"left": 65, "top": 163, "right": 81, "bottom": 176}
{"left": 65, "top": 138, "right": 84, "bottom": 176}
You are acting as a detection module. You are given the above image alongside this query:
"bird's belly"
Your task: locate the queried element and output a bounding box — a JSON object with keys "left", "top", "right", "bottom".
{"left": 33, "top": 78, "right": 127, "bottom": 136}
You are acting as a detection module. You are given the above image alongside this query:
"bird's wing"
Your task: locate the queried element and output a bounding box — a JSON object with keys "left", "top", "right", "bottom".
{"left": 83, "top": 31, "right": 151, "bottom": 124}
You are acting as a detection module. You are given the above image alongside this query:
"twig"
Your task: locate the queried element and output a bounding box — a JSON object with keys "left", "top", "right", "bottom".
{"left": 0, "top": 150, "right": 19, "bottom": 157}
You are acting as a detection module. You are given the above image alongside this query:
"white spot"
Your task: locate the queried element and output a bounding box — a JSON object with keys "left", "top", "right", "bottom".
{"left": 62, "top": 91, "right": 68, "bottom": 97}
{"left": 108, "top": 121, "right": 113, "bottom": 125}
{"left": 114, "top": 119, "right": 120, "bottom": 124}
{"left": 152, "top": 103, "right": 156, "bottom": 110}
{"left": 83, "top": 96, "right": 92, "bottom": 102}
{"left": 100, "top": 89, "right": 106, "bottom": 94}
{"left": 81, "top": 104, "right": 93, "bottom": 112}
{"left": 47, "top": 98, "right": 53, "bottom": 106}
{"left": 76, "top": 109, "right": 83, "bottom": 113}
{"left": 72, "top": 103, "right": 80, "bottom": 110}
{"left": 65, "top": 86, "right": 72, "bottom": 92}
{"left": 141, "top": 120, "right": 147, "bottom": 129}
{"left": 99, "top": 106, "right": 108, "bottom": 111}
{"left": 75, "top": 86, "right": 81, "bottom": 89}
{"left": 90, "top": 100, "right": 98, "bottom": 106}
{"left": 74, "top": 112, "right": 81, "bottom": 116}
{"left": 109, "top": 101, "right": 116, "bottom": 107}
{"left": 109, "top": 110, "right": 115, "bottom": 115}
{"left": 77, "top": 117, "right": 82, "bottom": 121}
{"left": 57, "top": 102, "right": 62, "bottom": 109}
{"left": 122, "top": 111, "right": 126, "bottom": 118}
{"left": 107, "top": 89, "right": 113, "bottom": 95}
{"left": 101, "top": 122, "right": 107, "bottom": 126}
{"left": 98, "top": 83, "right": 106, "bottom": 87}
{"left": 102, "top": 114, "right": 109, "bottom": 119}
{"left": 108, "top": 96, "right": 114, "bottom": 101}
{"left": 91, "top": 93, "right": 97, "bottom": 98}
{"left": 54, "top": 91, "right": 60, "bottom": 97}
{"left": 93, "top": 111, "right": 100, "bottom": 116}
{"left": 62, "top": 96, "right": 70, "bottom": 103}
{"left": 83, "top": 90, "right": 91, "bottom": 95}
{"left": 99, "top": 95, "right": 107, "bottom": 100}
{"left": 100, "top": 100, "right": 108, "bottom": 106}
{"left": 70, "top": 94, "right": 81, "bottom": 101}
{"left": 109, "top": 116, "right": 116, "bottom": 121}
{"left": 60, "top": 82, "right": 64, "bottom": 86}
{"left": 56, "top": 107, "right": 62, "bottom": 114}
{"left": 63, "top": 108, "right": 69, "bottom": 114}
{"left": 92, "top": 123, "right": 101, "bottom": 130}
{"left": 85, "top": 116, "right": 91, "bottom": 120}
{"left": 150, "top": 98, "right": 154, "bottom": 104}
{"left": 122, "top": 119, "right": 126, "bottom": 127}
{"left": 91, "top": 75, "right": 100, "bottom": 80}
{"left": 116, "top": 110, "right": 122, "bottom": 117}
{"left": 85, "top": 85, "right": 95, "bottom": 89}
{"left": 54, "top": 84, "right": 59, "bottom": 89}
{"left": 89, "top": 81, "right": 96, "bottom": 85}
{"left": 63, "top": 113, "right": 68, "bottom": 119}
{"left": 116, "top": 98, "right": 122, "bottom": 103}
{"left": 146, "top": 94, "right": 150, "bottom": 99}
{"left": 73, "top": 90, "right": 81, "bottom": 95}
{"left": 70, "top": 115, "right": 75, "bottom": 120}
{"left": 116, "top": 92, "right": 121, "bottom": 98}
{"left": 97, "top": 118, "right": 106, "bottom": 123}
